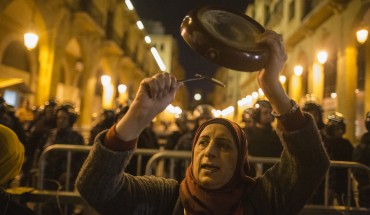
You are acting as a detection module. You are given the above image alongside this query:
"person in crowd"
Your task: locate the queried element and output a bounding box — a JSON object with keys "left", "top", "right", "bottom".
{"left": 20, "top": 99, "right": 58, "bottom": 186}
{"left": 76, "top": 30, "right": 329, "bottom": 215}
{"left": 241, "top": 107, "right": 254, "bottom": 131}
{"left": 0, "top": 124, "right": 35, "bottom": 215}
{"left": 246, "top": 100, "right": 283, "bottom": 176}
{"left": 125, "top": 120, "right": 159, "bottom": 176}
{"left": 27, "top": 99, "right": 57, "bottom": 135}
{"left": 353, "top": 112, "right": 370, "bottom": 208}
{"left": 88, "top": 109, "right": 116, "bottom": 145}
{"left": 175, "top": 104, "right": 215, "bottom": 151}
{"left": 115, "top": 105, "right": 130, "bottom": 122}
{"left": 0, "top": 97, "right": 27, "bottom": 146}
{"left": 325, "top": 112, "right": 354, "bottom": 206}
{"left": 15, "top": 98, "right": 34, "bottom": 130}
{"left": 302, "top": 101, "right": 326, "bottom": 133}
{"left": 36, "top": 103, "right": 85, "bottom": 214}
{"left": 302, "top": 101, "right": 330, "bottom": 205}
{"left": 165, "top": 111, "right": 190, "bottom": 150}
{"left": 173, "top": 104, "right": 215, "bottom": 180}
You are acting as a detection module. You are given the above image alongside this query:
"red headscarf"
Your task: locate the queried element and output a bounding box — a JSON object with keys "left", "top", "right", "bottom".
{"left": 180, "top": 118, "right": 255, "bottom": 215}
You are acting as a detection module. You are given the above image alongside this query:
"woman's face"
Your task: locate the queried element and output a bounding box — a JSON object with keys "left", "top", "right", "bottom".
{"left": 192, "top": 124, "right": 238, "bottom": 189}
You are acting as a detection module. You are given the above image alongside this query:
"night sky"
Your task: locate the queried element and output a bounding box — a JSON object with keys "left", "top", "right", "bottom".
{"left": 131, "top": 0, "right": 251, "bottom": 100}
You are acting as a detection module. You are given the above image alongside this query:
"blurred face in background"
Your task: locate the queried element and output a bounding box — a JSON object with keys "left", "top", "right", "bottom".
{"left": 259, "top": 106, "right": 274, "bottom": 125}
{"left": 56, "top": 110, "right": 70, "bottom": 130}
{"left": 44, "top": 106, "right": 56, "bottom": 120}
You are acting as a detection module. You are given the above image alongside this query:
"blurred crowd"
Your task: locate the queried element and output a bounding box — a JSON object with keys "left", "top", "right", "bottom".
{"left": 1, "top": 95, "right": 370, "bottom": 214}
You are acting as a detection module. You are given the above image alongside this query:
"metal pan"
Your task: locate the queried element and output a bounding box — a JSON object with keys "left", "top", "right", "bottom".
{"left": 180, "top": 5, "right": 269, "bottom": 72}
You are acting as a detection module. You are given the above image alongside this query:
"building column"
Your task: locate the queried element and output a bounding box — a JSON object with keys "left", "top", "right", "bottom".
{"left": 309, "top": 63, "right": 324, "bottom": 103}
{"left": 289, "top": 74, "right": 302, "bottom": 103}
{"left": 336, "top": 45, "right": 358, "bottom": 143}
{"left": 78, "top": 34, "right": 103, "bottom": 129}
{"left": 365, "top": 42, "right": 370, "bottom": 114}
{"left": 36, "top": 41, "right": 54, "bottom": 106}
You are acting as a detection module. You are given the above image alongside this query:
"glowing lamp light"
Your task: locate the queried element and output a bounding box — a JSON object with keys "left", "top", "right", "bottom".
{"left": 101, "top": 75, "right": 111, "bottom": 86}
{"left": 279, "top": 75, "right": 286, "bottom": 84}
{"left": 330, "top": 92, "right": 337, "bottom": 99}
{"left": 124, "top": 0, "right": 134, "bottom": 10}
{"left": 144, "top": 36, "right": 151, "bottom": 44}
{"left": 252, "top": 91, "right": 259, "bottom": 99}
{"left": 194, "top": 93, "right": 201, "bottom": 101}
{"left": 294, "top": 65, "right": 303, "bottom": 76}
{"left": 356, "top": 29, "right": 368, "bottom": 44}
{"left": 258, "top": 88, "right": 264, "bottom": 96}
{"left": 136, "top": 21, "right": 144, "bottom": 30}
{"left": 24, "top": 32, "right": 39, "bottom": 50}
{"left": 151, "top": 47, "right": 166, "bottom": 71}
{"left": 221, "top": 106, "right": 234, "bottom": 117}
{"left": 317, "top": 51, "right": 328, "bottom": 64}
{"left": 213, "top": 109, "right": 222, "bottom": 117}
{"left": 118, "top": 84, "right": 127, "bottom": 94}
{"left": 245, "top": 95, "right": 253, "bottom": 106}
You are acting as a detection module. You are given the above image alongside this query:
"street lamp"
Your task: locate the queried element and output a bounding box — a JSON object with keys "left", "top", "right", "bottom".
{"left": 145, "top": 36, "right": 151, "bottom": 44}
{"left": 279, "top": 75, "right": 286, "bottom": 84}
{"left": 101, "top": 75, "right": 113, "bottom": 109}
{"left": 356, "top": 28, "right": 368, "bottom": 44}
{"left": 118, "top": 84, "right": 127, "bottom": 94}
{"left": 194, "top": 93, "right": 201, "bottom": 101}
{"left": 294, "top": 65, "right": 303, "bottom": 76}
{"left": 24, "top": 2, "right": 38, "bottom": 50}
{"left": 317, "top": 51, "right": 328, "bottom": 64}
{"left": 24, "top": 32, "right": 39, "bottom": 50}
{"left": 117, "top": 84, "right": 128, "bottom": 104}
{"left": 101, "top": 75, "right": 111, "bottom": 86}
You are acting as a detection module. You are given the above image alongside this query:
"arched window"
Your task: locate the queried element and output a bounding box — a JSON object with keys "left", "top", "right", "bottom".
{"left": 1, "top": 41, "right": 30, "bottom": 72}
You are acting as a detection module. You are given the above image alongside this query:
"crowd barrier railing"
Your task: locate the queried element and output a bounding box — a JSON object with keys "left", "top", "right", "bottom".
{"left": 23, "top": 144, "right": 370, "bottom": 213}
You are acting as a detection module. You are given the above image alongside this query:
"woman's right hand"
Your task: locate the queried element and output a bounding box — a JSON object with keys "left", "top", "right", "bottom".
{"left": 115, "top": 73, "right": 182, "bottom": 141}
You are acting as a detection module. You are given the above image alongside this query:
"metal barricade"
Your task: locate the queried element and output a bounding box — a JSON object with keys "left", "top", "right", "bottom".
{"left": 145, "top": 153, "right": 370, "bottom": 210}
{"left": 37, "top": 144, "right": 161, "bottom": 190}
{"left": 31, "top": 145, "right": 370, "bottom": 213}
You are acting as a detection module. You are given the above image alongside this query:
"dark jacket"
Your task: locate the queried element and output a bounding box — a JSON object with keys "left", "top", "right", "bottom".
{"left": 76, "top": 114, "right": 329, "bottom": 215}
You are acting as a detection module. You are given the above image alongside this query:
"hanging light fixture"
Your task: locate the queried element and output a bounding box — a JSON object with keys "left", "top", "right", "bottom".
{"left": 356, "top": 28, "right": 368, "bottom": 44}
{"left": 24, "top": 32, "right": 39, "bottom": 50}
{"left": 317, "top": 51, "right": 328, "bottom": 64}
{"left": 24, "top": 2, "right": 39, "bottom": 50}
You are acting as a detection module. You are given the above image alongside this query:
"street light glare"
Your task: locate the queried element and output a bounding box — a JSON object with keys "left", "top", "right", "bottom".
{"left": 194, "top": 93, "right": 201, "bottom": 101}
{"left": 317, "top": 51, "right": 328, "bottom": 64}
{"left": 24, "top": 32, "right": 39, "bottom": 50}
{"left": 279, "top": 75, "right": 286, "bottom": 84}
{"left": 294, "top": 65, "right": 303, "bottom": 76}
{"left": 101, "top": 75, "right": 111, "bottom": 86}
{"left": 136, "top": 21, "right": 144, "bottom": 30}
{"left": 124, "top": 0, "right": 134, "bottom": 10}
{"left": 118, "top": 84, "right": 127, "bottom": 94}
{"left": 150, "top": 47, "right": 166, "bottom": 71}
{"left": 356, "top": 29, "right": 368, "bottom": 44}
{"left": 144, "top": 36, "right": 151, "bottom": 44}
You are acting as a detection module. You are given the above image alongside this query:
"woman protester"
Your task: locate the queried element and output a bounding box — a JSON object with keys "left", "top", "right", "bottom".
{"left": 76, "top": 30, "right": 330, "bottom": 215}
{"left": 0, "top": 124, "right": 35, "bottom": 215}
